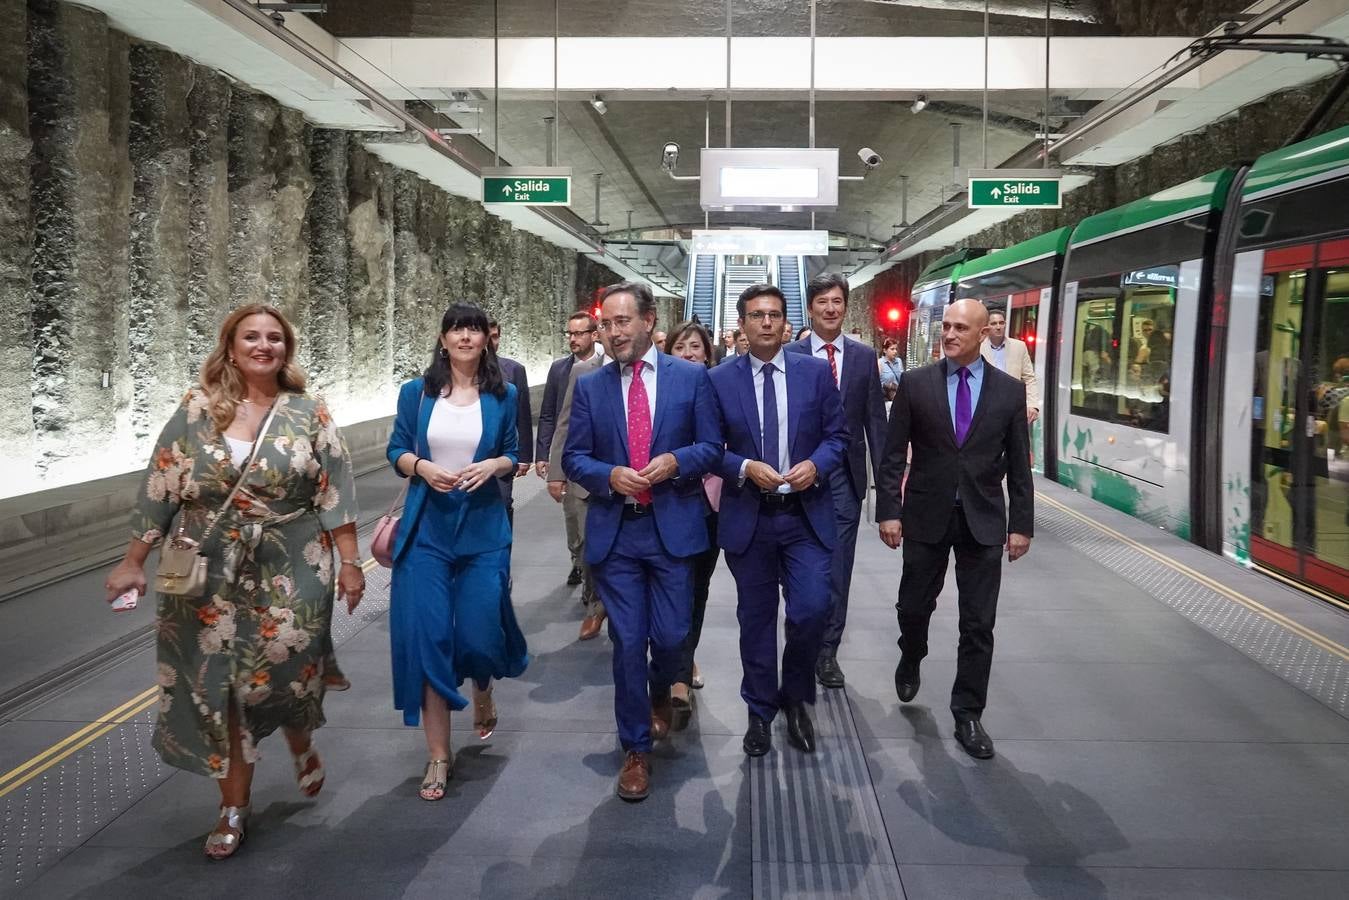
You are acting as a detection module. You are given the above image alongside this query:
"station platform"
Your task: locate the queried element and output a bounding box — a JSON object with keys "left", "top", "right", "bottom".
{"left": 0, "top": 476, "right": 1346, "bottom": 898}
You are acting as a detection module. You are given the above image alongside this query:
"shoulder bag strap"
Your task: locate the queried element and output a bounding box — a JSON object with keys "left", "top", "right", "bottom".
{"left": 383, "top": 392, "right": 427, "bottom": 517}
{"left": 199, "top": 399, "right": 282, "bottom": 551}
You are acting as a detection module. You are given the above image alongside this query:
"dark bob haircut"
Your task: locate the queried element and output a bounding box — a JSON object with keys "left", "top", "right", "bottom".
{"left": 664, "top": 320, "right": 714, "bottom": 367}
{"left": 422, "top": 303, "right": 507, "bottom": 399}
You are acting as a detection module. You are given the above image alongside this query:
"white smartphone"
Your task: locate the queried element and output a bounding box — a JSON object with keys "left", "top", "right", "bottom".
{"left": 109, "top": 588, "right": 140, "bottom": 612}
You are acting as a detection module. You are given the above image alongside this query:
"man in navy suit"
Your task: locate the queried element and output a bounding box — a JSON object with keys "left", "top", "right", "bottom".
{"left": 785, "top": 273, "right": 888, "bottom": 690}
{"left": 489, "top": 320, "right": 534, "bottom": 526}
{"left": 563, "top": 281, "right": 722, "bottom": 802}
{"left": 709, "top": 284, "right": 847, "bottom": 757}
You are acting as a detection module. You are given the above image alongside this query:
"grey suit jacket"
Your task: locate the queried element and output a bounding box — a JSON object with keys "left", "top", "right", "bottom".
{"left": 546, "top": 354, "right": 604, "bottom": 499}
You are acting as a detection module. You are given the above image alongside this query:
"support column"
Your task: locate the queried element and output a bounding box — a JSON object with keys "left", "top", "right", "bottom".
{"left": 228, "top": 89, "right": 277, "bottom": 309}
{"left": 186, "top": 67, "right": 230, "bottom": 366}
{"left": 127, "top": 43, "right": 191, "bottom": 447}
{"left": 27, "top": 1, "right": 130, "bottom": 481}
{"left": 346, "top": 144, "right": 394, "bottom": 416}
{"left": 271, "top": 106, "right": 312, "bottom": 332}
{"left": 0, "top": 0, "right": 33, "bottom": 479}
{"left": 305, "top": 129, "right": 350, "bottom": 402}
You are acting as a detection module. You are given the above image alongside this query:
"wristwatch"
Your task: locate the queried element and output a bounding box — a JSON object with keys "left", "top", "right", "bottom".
{"left": 340, "top": 557, "right": 364, "bottom": 568}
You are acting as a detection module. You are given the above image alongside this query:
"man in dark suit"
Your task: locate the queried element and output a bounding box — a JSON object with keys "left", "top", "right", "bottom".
{"left": 489, "top": 320, "right": 534, "bottom": 526}
{"left": 709, "top": 284, "right": 847, "bottom": 758}
{"left": 563, "top": 281, "right": 722, "bottom": 802}
{"left": 536, "top": 311, "right": 604, "bottom": 586}
{"left": 785, "top": 272, "right": 887, "bottom": 690}
{"left": 876, "top": 299, "right": 1033, "bottom": 760}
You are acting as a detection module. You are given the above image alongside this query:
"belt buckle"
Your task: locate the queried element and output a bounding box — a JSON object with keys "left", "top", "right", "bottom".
{"left": 761, "top": 491, "right": 788, "bottom": 507}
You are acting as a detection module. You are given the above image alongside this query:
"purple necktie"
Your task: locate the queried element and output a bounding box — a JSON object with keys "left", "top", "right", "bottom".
{"left": 955, "top": 366, "right": 972, "bottom": 446}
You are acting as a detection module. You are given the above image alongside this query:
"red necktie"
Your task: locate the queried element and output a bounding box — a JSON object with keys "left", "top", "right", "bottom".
{"left": 627, "top": 360, "right": 653, "bottom": 505}
{"left": 824, "top": 343, "right": 839, "bottom": 387}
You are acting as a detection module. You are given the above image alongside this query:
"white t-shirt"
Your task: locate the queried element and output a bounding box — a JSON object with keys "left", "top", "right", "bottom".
{"left": 224, "top": 435, "right": 252, "bottom": 469}
{"left": 426, "top": 397, "right": 482, "bottom": 470}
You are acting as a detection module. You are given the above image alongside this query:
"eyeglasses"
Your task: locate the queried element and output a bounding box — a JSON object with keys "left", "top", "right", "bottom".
{"left": 562, "top": 329, "right": 596, "bottom": 338}
{"left": 745, "top": 310, "right": 784, "bottom": 322}
{"left": 597, "top": 317, "right": 636, "bottom": 333}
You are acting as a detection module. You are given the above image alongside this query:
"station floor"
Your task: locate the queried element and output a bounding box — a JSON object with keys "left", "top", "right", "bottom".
{"left": 0, "top": 474, "right": 1346, "bottom": 899}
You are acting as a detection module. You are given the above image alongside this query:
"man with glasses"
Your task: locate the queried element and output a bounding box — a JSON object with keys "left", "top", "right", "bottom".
{"left": 563, "top": 281, "right": 722, "bottom": 802}
{"left": 709, "top": 284, "right": 847, "bottom": 758}
{"left": 537, "top": 311, "right": 605, "bottom": 588}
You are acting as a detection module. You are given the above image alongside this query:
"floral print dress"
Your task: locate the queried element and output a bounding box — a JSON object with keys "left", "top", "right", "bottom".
{"left": 132, "top": 389, "right": 358, "bottom": 778}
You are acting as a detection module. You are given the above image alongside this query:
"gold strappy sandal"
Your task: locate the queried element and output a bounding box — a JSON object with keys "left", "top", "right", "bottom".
{"left": 203, "top": 804, "right": 250, "bottom": 860}
{"left": 419, "top": 758, "right": 453, "bottom": 801}
{"left": 473, "top": 687, "right": 498, "bottom": 741}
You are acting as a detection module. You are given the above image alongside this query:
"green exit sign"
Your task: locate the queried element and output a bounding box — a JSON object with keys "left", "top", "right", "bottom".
{"left": 482, "top": 167, "right": 571, "bottom": 206}
{"left": 967, "top": 169, "right": 1062, "bottom": 209}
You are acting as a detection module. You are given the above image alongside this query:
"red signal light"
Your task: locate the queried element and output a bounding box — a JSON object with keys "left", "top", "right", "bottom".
{"left": 592, "top": 305, "right": 602, "bottom": 319}
{"left": 886, "top": 306, "right": 901, "bottom": 323}
{"left": 1025, "top": 332, "right": 1036, "bottom": 344}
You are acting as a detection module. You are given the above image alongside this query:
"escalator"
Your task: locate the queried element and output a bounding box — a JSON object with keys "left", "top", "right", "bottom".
{"left": 684, "top": 254, "right": 717, "bottom": 328}
{"left": 777, "top": 255, "right": 806, "bottom": 328}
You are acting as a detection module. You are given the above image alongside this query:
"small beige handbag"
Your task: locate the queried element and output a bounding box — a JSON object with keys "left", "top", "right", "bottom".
{"left": 155, "top": 403, "right": 278, "bottom": 598}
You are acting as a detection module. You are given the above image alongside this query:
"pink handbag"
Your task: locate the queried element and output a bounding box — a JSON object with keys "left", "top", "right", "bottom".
{"left": 370, "top": 482, "right": 408, "bottom": 568}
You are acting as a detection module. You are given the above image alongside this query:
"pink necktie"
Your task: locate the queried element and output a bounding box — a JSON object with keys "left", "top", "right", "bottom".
{"left": 825, "top": 343, "right": 839, "bottom": 387}
{"left": 627, "top": 360, "right": 653, "bottom": 505}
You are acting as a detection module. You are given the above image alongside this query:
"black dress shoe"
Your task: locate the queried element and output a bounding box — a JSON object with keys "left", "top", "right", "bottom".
{"left": 894, "top": 660, "right": 921, "bottom": 703}
{"left": 815, "top": 655, "right": 845, "bottom": 689}
{"left": 784, "top": 702, "right": 816, "bottom": 754}
{"left": 566, "top": 566, "right": 583, "bottom": 586}
{"left": 954, "top": 719, "right": 995, "bottom": 759}
{"left": 743, "top": 713, "right": 772, "bottom": 757}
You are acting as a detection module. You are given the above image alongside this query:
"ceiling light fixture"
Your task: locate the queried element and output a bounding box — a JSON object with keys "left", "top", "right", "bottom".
{"left": 590, "top": 96, "right": 608, "bottom": 115}
{"left": 911, "top": 94, "right": 928, "bottom": 114}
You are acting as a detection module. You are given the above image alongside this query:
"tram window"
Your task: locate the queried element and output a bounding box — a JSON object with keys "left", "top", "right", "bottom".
{"left": 1009, "top": 289, "right": 1040, "bottom": 362}
{"left": 1070, "top": 273, "right": 1176, "bottom": 433}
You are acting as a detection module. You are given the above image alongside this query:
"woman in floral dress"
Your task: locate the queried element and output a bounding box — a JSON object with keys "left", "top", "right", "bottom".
{"left": 104, "top": 304, "right": 363, "bottom": 860}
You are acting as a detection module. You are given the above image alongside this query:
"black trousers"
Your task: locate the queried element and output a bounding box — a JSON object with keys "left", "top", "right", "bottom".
{"left": 676, "top": 514, "right": 719, "bottom": 685}
{"left": 895, "top": 505, "right": 1003, "bottom": 721}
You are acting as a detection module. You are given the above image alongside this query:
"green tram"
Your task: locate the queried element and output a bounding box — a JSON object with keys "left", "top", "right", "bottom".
{"left": 910, "top": 125, "right": 1349, "bottom": 603}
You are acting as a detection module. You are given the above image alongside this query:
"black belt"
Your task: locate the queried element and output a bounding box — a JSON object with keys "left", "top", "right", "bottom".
{"left": 621, "top": 502, "right": 653, "bottom": 519}
{"left": 759, "top": 491, "right": 802, "bottom": 512}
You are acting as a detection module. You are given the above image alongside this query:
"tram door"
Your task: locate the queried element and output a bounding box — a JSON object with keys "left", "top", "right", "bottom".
{"left": 1246, "top": 241, "right": 1349, "bottom": 599}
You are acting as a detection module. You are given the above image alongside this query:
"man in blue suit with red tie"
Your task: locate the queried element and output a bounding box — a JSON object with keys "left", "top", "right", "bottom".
{"left": 563, "top": 281, "right": 722, "bottom": 802}
{"left": 785, "top": 272, "right": 888, "bottom": 690}
{"left": 709, "top": 284, "right": 848, "bottom": 757}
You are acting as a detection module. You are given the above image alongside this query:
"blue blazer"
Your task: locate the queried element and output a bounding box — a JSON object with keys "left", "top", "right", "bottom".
{"left": 562, "top": 354, "right": 723, "bottom": 563}
{"left": 785, "top": 335, "right": 887, "bottom": 502}
{"left": 385, "top": 378, "right": 520, "bottom": 562}
{"left": 708, "top": 352, "right": 849, "bottom": 555}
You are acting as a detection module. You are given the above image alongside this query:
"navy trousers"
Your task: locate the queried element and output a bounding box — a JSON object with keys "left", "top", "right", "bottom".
{"left": 820, "top": 467, "right": 863, "bottom": 656}
{"left": 591, "top": 513, "right": 692, "bottom": 753}
{"left": 725, "top": 506, "right": 831, "bottom": 722}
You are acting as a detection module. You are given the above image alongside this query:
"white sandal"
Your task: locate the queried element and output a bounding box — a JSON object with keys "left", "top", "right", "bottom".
{"left": 204, "top": 804, "right": 250, "bottom": 860}
{"left": 293, "top": 745, "right": 325, "bottom": 798}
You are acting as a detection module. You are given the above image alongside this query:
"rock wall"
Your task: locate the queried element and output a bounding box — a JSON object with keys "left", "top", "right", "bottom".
{"left": 0, "top": 1, "right": 617, "bottom": 498}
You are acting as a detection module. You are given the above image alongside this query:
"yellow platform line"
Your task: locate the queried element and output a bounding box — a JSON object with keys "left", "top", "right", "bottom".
{"left": 1038, "top": 491, "right": 1349, "bottom": 662}
{"left": 0, "top": 558, "right": 382, "bottom": 801}
{"left": 1252, "top": 564, "right": 1349, "bottom": 613}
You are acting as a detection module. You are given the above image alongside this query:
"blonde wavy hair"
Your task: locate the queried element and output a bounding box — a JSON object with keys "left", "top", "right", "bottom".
{"left": 200, "top": 304, "right": 307, "bottom": 433}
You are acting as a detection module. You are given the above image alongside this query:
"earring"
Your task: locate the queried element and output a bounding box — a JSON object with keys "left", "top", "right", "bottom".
{"left": 439, "top": 347, "right": 449, "bottom": 360}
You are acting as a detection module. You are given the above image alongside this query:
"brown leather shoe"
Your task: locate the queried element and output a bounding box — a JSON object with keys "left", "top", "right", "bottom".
{"left": 578, "top": 610, "right": 605, "bottom": 641}
{"left": 650, "top": 696, "right": 674, "bottom": 741}
{"left": 616, "top": 751, "right": 650, "bottom": 801}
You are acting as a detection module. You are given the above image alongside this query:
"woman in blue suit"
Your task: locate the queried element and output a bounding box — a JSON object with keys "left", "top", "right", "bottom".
{"left": 386, "top": 303, "right": 529, "bottom": 801}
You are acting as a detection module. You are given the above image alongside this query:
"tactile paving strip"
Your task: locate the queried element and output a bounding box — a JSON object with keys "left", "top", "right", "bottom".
{"left": 750, "top": 689, "right": 905, "bottom": 899}
{"left": 1038, "top": 504, "right": 1349, "bottom": 718}
{"left": 0, "top": 570, "right": 393, "bottom": 895}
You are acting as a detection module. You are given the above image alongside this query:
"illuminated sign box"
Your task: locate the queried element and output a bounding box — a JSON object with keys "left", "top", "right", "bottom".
{"left": 700, "top": 148, "right": 839, "bottom": 212}
{"left": 691, "top": 230, "right": 830, "bottom": 256}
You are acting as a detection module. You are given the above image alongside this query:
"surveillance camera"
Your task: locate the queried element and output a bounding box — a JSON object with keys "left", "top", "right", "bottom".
{"left": 661, "top": 142, "right": 680, "bottom": 169}
{"left": 269, "top": 10, "right": 285, "bottom": 26}
{"left": 858, "top": 147, "right": 882, "bottom": 169}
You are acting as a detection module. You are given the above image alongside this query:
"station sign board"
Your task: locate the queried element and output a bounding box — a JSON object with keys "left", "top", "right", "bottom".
{"left": 967, "top": 168, "right": 1062, "bottom": 210}
{"left": 482, "top": 167, "right": 572, "bottom": 206}
{"left": 691, "top": 229, "right": 830, "bottom": 257}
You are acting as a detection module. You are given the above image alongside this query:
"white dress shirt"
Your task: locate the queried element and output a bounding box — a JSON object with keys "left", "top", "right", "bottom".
{"left": 740, "top": 350, "right": 792, "bottom": 493}
{"left": 619, "top": 343, "right": 658, "bottom": 430}
{"left": 809, "top": 332, "right": 846, "bottom": 387}
{"left": 987, "top": 339, "right": 1008, "bottom": 372}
